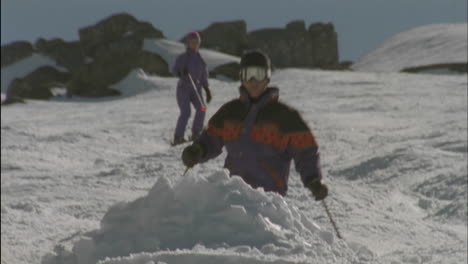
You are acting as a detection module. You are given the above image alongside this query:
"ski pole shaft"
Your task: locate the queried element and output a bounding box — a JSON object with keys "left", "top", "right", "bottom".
{"left": 187, "top": 73, "right": 207, "bottom": 112}
{"left": 321, "top": 200, "right": 343, "bottom": 239}
{"left": 183, "top": 166, "right": 190, "bottom": 176}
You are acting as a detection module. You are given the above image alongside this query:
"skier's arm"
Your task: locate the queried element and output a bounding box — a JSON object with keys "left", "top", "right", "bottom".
{"left": 201, "top": 65, "right": 209, "bottom": 89}
{"left": 196, "top": 127, "right": 224, "bottom": 162}
{"left": 194, "top": 104, "right": 230, "bottom": 162}
{"left": 172, "top": 54, "right": 186, "bottom": 77}
{"left": 284, "top": 113, "right": 322, "bottom": 185}
{"left": 288, "top": 141, "right": 322, "bottom": 185}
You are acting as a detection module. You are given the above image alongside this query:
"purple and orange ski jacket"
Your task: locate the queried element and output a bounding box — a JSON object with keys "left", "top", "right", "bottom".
{"left": 196, "top": 86, "right": 322, "bottom": 195}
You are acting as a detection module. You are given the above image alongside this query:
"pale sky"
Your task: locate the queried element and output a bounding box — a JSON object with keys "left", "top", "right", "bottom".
{"left": 1, "top": 0, "right": 467, "bottom": 61}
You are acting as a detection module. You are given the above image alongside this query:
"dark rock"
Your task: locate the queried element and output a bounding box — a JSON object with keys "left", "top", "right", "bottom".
{"left": 210, "top": 62, "right": 241, "bottom": 81}
{"left": 401, "top": 63, "right": 468, "bottom": 74}
{"left": 307, "top": 23, "right": 339, "bottom": 69}
{"left": 66, "top": 49, "right": 169, "bottom": 97}
{"left": 6, "top": 66, "right": 71, "bottom": 100}
{"left": 285, "top": 20, "right": 306, "bottom": 33}
{"left": 247, "top": 21, "right": 338, "bottom": 69}
{"left": 248, "top": 26, "right": 312, "bottom": 68}
{"left": 198, "top": 20, "right": 249, "bottom": 56}
{"left": 67, "top": 54, "right": 129, "bottom": 97}
{"left": 134, "top": 50, "right": 171, "bottom": 76}
{"left": 79, "top": 13, "right": 164, "bottom": 58}
{"left": 334, "top": 61, "right": 353, "bottom": 71}
{"left": 35, "top": 38, "right": 85, "bottom": 71}
{"left": 1, "top": 96, "right": 26, "bottom": 106}
{"left": 1, "top": 41, "right": 34, "bottom": 67}
{"left": 198, "top": 19, "right": 339, "bottom": 69}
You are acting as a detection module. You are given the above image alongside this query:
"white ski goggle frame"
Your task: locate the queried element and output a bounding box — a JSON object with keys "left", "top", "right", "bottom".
{"left": 240, "top": 66, "right": 271, "bottom": 82}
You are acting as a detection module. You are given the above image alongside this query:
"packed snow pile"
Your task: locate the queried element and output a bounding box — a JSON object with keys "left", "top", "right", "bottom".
{"left": 352, "top": 23, "right": 467, "bottom": 72}
{"left": 42, "top": 171, "right": 363, "bottom": 264}
{"left": 110, "top": 69, "right": 174, "bottom": 97}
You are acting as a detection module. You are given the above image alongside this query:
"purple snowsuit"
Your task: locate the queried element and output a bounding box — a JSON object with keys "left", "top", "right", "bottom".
{"left": 172, "top": 48, "right": 209, "bottom": 139}
{"left": 195, "top": 87, "right": 322, "bottom": 196}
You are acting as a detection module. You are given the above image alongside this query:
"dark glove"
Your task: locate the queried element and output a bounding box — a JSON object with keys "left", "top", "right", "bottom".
{"left": 305, "top": 178, "right": 328, "bottom": 201}
{"left": 204, "top": 87, "right": 212, "bottom": 103}
{"left": 179, "top": 67, "right": 189, "bottom": 77}
{"left": 182, "top": 143, "right": 204, "bottom": 168}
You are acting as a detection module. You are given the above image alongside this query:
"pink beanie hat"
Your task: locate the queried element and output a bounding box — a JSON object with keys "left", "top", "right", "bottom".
{"left": 185, "top": 31, "right": 201, "bottom": 43}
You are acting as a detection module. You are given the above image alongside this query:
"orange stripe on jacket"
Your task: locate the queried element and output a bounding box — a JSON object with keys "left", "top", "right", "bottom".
{"left": 207, "top": 120, "right": 317, "bottom": 149}
{"left": 207, "top": 121, "right": 241, "bottom": 142}
{"left": 260, "top": 162, "right": 285, "bottom": 188}
{"left": 251, "top": 121, "right": 317, "bottom": 149}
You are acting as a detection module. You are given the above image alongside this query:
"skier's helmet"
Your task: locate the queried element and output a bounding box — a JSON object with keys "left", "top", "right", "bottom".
{"left": 240, "top": 50, "right": 271, "bottom": 82}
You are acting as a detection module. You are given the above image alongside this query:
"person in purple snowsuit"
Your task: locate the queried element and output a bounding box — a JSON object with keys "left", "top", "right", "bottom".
{"left": 172, "top": 31, "right": 212, "bottom": 145}
{"left": 181, "top": 50, "right": 328, "bottom": 199}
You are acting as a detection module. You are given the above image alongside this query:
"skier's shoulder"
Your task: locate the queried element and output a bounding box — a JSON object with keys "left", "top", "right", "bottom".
{"left": 263, "top": 94, "right": 301, "bottom": 119}
{"left": 221, "top": 98, "right": 244, "bottom": 110}
{"left": 175, "top": 50, "right": 190, "bottom": 61}
{"left": 261, "top": 97, "right": 309, "bottom": 132}
{"left": 209, "top": 98, "right": 244, "bottom": 126}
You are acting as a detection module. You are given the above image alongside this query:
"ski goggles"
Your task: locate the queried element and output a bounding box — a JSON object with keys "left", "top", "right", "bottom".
{"left": 240, "top": 66, "right": 271, "bottom": 82}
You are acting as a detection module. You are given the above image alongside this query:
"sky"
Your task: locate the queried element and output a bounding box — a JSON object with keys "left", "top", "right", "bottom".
{"left": 1, "top": 0, "right": 467, "bottom": 61}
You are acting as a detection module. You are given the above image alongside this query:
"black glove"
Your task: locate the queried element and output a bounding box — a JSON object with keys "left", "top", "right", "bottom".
{"left": 179, "top": 67, "right": 189, "bottom": 77}
{"left": 204, "top": 87, "right": 212, "bottom": 103}
{"left": 305, "top": 178, "right": 328, "bottom": 201}
{"left": 182, "top": 143, "right": 204, "bottom": 168}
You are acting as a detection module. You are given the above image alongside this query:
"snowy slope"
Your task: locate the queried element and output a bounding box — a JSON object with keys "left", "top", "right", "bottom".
{"left": 352, "top": 23, "right": 468, "bottom": 72}
{"left": 1, "top": 23, "right": 468, "bottom": 264}
{"left": 1, "top": 66, "right": 467, "bottom": 264}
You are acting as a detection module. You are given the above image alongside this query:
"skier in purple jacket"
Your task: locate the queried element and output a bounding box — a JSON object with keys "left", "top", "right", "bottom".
{"left": 172, "top": 31, "right": 212, "bottom": 145}
{"left": 181, "top": 50, "right": 328, "bottom": 199}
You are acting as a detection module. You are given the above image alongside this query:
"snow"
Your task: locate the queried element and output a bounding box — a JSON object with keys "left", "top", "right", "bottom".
{"left": 1, "top": 24, "right": 467, "bottom": 264}
{"left": 58, "top": 172, "right": 356, "bottom": 264}
{"left": 143, "top": 38, "right": 240, "bottom": 72}
{"left": 1, "top": 54, "right": 67, "bottom": 94}
{"left": 352, "top": 23, "right": 468, "bottom": 72}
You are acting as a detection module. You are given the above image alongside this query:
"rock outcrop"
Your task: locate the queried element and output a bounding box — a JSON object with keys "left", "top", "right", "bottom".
{"left": 2, "top": 13, "right": 170, "bottom": 102}
{"left": 1, "top": 14, "right": 342, "bottom": 103}
{"left": 1, "top": 41, "right": 34, "bottom": 67}
{"left": 199, "top": 20, "right": 339, "bottom": 69}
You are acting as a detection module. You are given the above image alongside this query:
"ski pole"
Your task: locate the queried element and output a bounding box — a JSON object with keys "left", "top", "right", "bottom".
{"left": 187, "top": 73, "right": 207, "bottom": 112}
{"left": 321, "top": 199, "right": 343, "bottom": 239}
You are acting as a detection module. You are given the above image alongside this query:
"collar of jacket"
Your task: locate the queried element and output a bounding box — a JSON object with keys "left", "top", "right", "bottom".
{"left": 239, "top": 86, "right": 279, "bottom": 107}
{"left": 185, "top": 48, "right": 200, "bottom": 55}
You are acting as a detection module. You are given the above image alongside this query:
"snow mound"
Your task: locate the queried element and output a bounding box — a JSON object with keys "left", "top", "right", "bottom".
{"left": 110, "top": 69, "right": 173, "bottom": 96}
{"left": 43, "top": 171, "right": 362, "bottom": 264}
{"left": 143, "top": 38, "right": 240, "bottom": 72}
{"left": 352, "top": 23, "right": 467, "bottom": 72}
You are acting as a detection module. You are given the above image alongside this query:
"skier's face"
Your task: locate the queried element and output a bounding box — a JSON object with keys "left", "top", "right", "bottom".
{"left": 188, "top": 39, "right": 200, "bottom": 51}
{"left": 243, "top": 79, "right": 269, "bottom": 98}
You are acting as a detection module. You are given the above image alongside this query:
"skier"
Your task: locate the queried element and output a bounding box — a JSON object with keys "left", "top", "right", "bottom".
{"left": 181, "top": 50, "right": 328, "bottom": 199}
{"left": 172, "top": 31, "right": 212, "bottom": 145}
